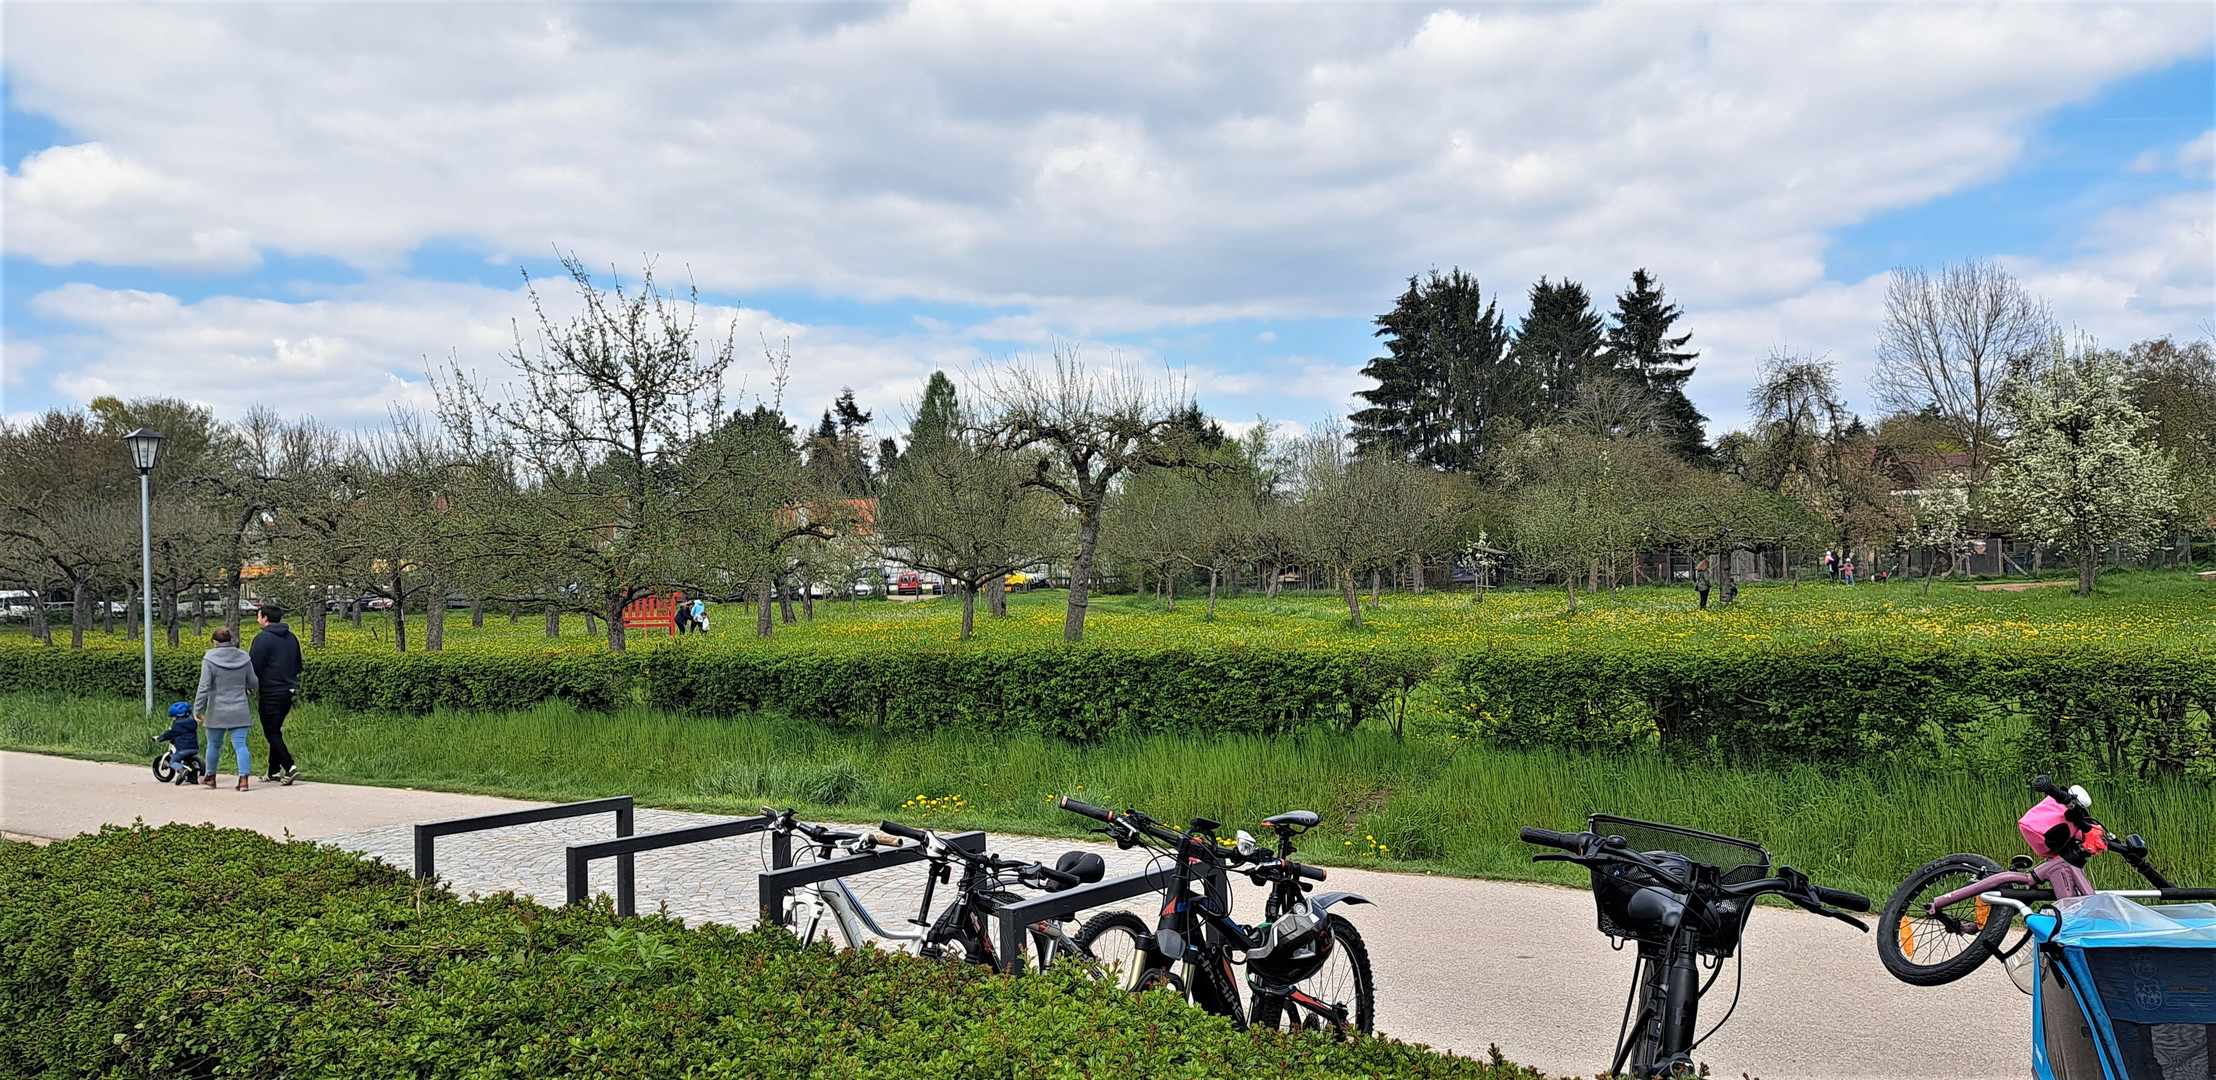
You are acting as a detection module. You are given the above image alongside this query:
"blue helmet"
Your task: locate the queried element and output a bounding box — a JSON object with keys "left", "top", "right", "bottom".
{"left": 167, "top": 701, "right": 193, "bottom": 719}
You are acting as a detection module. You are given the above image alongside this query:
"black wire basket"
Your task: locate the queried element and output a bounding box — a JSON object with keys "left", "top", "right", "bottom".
{"left": 1587, "top": 814, "right": 1770, "bottom": 955}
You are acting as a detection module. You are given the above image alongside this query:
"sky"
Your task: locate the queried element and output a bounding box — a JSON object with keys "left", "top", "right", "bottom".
{"left": 4, "top": 2, "right": 2212, "bottom": 445}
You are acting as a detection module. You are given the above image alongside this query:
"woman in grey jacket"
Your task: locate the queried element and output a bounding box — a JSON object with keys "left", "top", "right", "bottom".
{"left": 196, "top": 627, "right": 260, "bottom": 790}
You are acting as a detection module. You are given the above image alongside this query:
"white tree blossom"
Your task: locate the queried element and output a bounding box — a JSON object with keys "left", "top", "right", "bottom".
{"left": 1990, "top": 343, "right": 2175, "bottom": 595}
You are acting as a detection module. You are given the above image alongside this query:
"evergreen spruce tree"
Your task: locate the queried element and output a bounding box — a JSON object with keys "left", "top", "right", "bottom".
{"left": 1510, "top": 277, "right": 1607, "bottom": 416}
{"left": 1350, "top": 269, "right": 1522, "bottom": 472}
{"left": 1605, "top": 269, "right": 1709, "bottom": 462}
{"left": 907, "top": 371, "right": 961, "bottom": 453}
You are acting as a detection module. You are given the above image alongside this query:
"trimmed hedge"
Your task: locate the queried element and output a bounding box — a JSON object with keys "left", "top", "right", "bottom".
{"left": 0, "top": 825, "right": 1541, "bottom": 1079}
{"left": 1446, "top": 642, "right": 2216, "bottom": 770}
{"left": 0, "top": 640, "right": 1441, "bottom": 742}
{"left": 6, "top": 634, "right": 2210, "bottom": 768}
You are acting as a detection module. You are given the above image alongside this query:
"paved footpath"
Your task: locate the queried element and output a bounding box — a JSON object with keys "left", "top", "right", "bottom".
{"left": 2, "top": 751, "right": 2025, "bottom": 1079}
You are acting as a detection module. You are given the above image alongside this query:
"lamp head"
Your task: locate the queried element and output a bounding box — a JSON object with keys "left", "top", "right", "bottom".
{"left": 123, "top": 428, "right": 166, "bottom": 473}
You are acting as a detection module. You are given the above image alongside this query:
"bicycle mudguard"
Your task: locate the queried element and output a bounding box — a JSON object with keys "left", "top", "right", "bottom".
{"left": 1308, "top": 891, "right": 1371, "bottom": 912}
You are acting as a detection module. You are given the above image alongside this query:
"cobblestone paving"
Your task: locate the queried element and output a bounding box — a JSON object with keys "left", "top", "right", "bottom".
{"left": 323, "top": 809, "right": 1170, "bottom": 942}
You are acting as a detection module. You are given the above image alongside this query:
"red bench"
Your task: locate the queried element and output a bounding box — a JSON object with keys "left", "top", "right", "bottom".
{"left": 622, "top": 594, "right": 680, "bottom": 637}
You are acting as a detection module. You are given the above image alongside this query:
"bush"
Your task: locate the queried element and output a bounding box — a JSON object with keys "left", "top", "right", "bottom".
{"left": 1443, "top": 641, "right": 2216, "bottom": 771}
{"left": 0, "top": 825, "right": 1543, "bottom": 1079}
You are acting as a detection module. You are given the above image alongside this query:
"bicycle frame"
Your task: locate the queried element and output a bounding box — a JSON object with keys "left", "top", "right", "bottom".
{"left": 790, "top": 874, "right": 929, "bottom": 950}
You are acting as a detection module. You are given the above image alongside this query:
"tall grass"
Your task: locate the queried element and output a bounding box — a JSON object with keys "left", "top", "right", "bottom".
{"left": 6, "top": 690, "right": 2209, "bottom": 901}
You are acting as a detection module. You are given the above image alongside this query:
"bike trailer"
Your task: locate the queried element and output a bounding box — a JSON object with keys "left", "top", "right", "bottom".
{"left": 2025, "top": 892, "right": 2216, "bottom": 1080}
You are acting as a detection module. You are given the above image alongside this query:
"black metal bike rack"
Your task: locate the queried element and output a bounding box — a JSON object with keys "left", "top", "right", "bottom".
{"left": 991, "top": 861, "right": 1231, "bottom": 976}
{"left": 565, "top": 813, "right": 779, "bottom": 917}
{"left": 756, "top": 831, "right": 987, "bottom": 926}
{"left": 414, "top": 795, "right": 635, "bottom": 903}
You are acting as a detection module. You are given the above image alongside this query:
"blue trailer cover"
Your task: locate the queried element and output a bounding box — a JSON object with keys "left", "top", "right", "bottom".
{"left": 2048, "top": 895, "right": 2216, "bottom": 1080}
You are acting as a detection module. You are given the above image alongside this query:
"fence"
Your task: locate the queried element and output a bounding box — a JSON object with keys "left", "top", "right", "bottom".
{"left": 565, "top": 813, "right": 780, "bottom": 916}
{"left": 414, "top": 796, "right": 636, "bottom": 910}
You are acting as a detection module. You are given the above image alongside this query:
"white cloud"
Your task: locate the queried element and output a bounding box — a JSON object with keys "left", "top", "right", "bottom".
{"left": 3, "top": 3, "right": 2209, "bottom": 436}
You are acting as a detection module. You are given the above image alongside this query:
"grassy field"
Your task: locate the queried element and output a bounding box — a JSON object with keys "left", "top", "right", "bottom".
{"left": 9, "top": 570, "right": 2211, "bottom": 659}
{"left": 9, "top": 689, "right": 2211, "bottom": 902}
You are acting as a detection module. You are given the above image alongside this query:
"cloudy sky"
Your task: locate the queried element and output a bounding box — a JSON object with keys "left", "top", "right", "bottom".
{"left": 4, "top": 2, "right": 2211, "bottom": 443}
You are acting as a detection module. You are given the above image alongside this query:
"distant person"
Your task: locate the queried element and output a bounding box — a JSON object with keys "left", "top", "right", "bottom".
{"left": 671, "top": 592, "right": 690, "bottom": 634}
{"left": 195, "top": 627, "right": 259, "bottom": 791}
{"left": 1693, "top": 559, "right": 1712, "bottom": 610}
{"left": 249, "top": 603, "right": 304, "bottom": 785}
{"left": 1823, "top": 550, "right": 1837, "bottom": 579}
{"left": 1842, "top": 559, "right": 1856, "bottom": 586}
{"left": 690, "top": 596, "right": 708, "bottom": 633}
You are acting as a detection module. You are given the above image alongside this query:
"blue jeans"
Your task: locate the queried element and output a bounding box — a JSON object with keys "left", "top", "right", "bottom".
{"left": 206, "top": 727, "right": 250, "bottom": 778}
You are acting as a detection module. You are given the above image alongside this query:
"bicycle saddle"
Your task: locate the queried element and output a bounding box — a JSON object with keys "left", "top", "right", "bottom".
{"left": 1263, "top": 811, "right": 1320, "bottom": 830}
{"left": 1055, "top": 850, "right": 1106, "bottom": 886}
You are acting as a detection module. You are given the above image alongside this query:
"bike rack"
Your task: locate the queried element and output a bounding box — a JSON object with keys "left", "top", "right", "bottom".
{"left": 414, "top": 795, "right": 635, "bottom": 902}
{"left": 756, "top": 830, "right": 988, "bottom": 926}
{"left": 564, "top": 813, "right": 780, "bottom": 917}
{"left": 992, "top": 861, "right": 1229, "bottom": 976}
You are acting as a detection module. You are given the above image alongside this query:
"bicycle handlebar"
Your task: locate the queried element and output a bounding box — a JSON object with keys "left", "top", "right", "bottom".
{"left": 1520, "top": 826, "right": 1591, "bottom": 852}
{"left": 879, "top": 820, "right": 929, "bottom": 843}
{"left": 2029, "top": 775, "right": 2070, "bottom": 802}
{"left": 1814, "top": 885, "right": 1872, "bottom": 913}
{"left": 1288, "top": 860, "right": 1327, "bottom": 882}
{"left": 1059, "top": 796, "right": 1111, "bottom": 822}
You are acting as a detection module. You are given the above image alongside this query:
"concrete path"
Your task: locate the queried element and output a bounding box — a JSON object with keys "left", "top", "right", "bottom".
{"left": 2, "top": 751, "right": 2026, "bottom": 1079}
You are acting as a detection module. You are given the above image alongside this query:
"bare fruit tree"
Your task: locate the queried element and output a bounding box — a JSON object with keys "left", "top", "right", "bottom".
{"left": 875, "top": 414, "right": 1063, "bottom": 640}
{"left": 980, "top": 349, "right": 1189, "bottom": 643}
{"left": 1872, "top": 259, "right": 2053, "bottom": 489}
{"left": 435, "top": 254, "right": 735, "bottom": 652}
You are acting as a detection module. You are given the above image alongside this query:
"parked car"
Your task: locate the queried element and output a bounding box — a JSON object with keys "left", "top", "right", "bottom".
{"left": 895, "top": 571, "right": 922, "bottom": 596}
{"left": 1003, "top": 571, "right": 1035, "bottom": 591}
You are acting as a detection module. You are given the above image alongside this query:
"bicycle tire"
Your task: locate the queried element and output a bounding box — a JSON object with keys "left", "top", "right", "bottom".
{"left": 1878, "top": 853, "right": 2015, "bottom": 987}
{"left": 152, "top": 755, "right": 176, "bottom": 783}
{"left": 1074, "top": 911, "right": 1157, "bottom": 991}
{"left": 1250, "top": 918, "right": 1376, "bottom": 1036}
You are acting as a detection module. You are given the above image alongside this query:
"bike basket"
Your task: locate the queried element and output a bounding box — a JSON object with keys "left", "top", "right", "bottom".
{"left": 1587, "top": 815, "right": 1771, "bottom": 886}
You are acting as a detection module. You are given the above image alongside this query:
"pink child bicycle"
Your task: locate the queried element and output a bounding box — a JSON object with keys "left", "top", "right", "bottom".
{"left": 1876, "top": 775, "right": 2180, "bottom": 988}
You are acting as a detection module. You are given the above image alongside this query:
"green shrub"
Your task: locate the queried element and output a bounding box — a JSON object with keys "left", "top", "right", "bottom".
{"left": 0, "top": 825, "right": 1545, "bottom": 1079}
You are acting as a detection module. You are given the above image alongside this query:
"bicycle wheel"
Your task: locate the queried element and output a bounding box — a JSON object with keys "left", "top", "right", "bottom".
{"left": 1250, "top": 919, "right": 1376, "bottom": 1036}
{"left": 922, "top": 903, "right": 994, "bottom": 967}
{"left": 1074, "top": 911, "right": 1157, "bottom": 991}
{"left": 1878, "top": 853, "right": 2015, "bottom": 987}
{"left": 152, "top": 755, "right": 176, "bottom": 783}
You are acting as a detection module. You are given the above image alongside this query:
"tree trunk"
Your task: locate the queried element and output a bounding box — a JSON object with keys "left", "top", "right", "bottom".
{"left": 757, "top": 579, "right": 775, "bottom": 637}
{"left": 544, "top": 604, "right": 560, "bottom": 638}
{"left": 959, "top": 587, "right": 976, "bottom": 640}
{"left": 605, "top": 594, "right": 627, "bottom": 652}
{"left": 101, "top": 588, "right": 114, "bottom": 636}
{"left": 802, "top": 575, "right": 816, "bottom": 621}
{"left": 2079, "top": 545, "right": 2099, "bottom": 596}
{"left": 1264, "top": 562, "right": 1280, "bottom": 599}
{"left": 391, "top": 592, "right": 408, "bottom": 653}
{"left": 125, "top": 584, "right": 139, "bottom": 640}
{"left": 471, "top": 597, "right": 485, "bottom": 629}
{"left": 224, "top": 563, "right": 243, "bottom": 639}
{"left": 1564, "top": 575, "right": 1577, "bottom": 615}
{"left": 29, "top": 578, "right": 50, "bottom": 645}
{"left": 309, "top": 588, "right": 327, "bottom": 647}
{"left": 191, "top": 590, "right": 205, "bottom": 636}
{"left": 509, "top": 602, "right": 518, "bottom": 624}
{"left": 777, "top": 574, "right": 796, "bottom": 625}
{"left": 1342, "top": 568, "right": 1362, "bottom": 627}
{"left": 425, "top": 586, "right": 446, "bottom": 652}
{"left": 350, "top": 598, "right": 362, "bottom": 629}
{"left": 583, "top": 610, "right": 597, "bottom": 637}
{"left": 1410, "top": 553, "right": 1425, "bottom": 594}
{"left": 70, "top": 581, "right": 88, "bottom": 649}
{"left": 1165, "top": 570, "right": 1176, "bottom": 613}
{"left": 986, "top": 576, "right": 1006, "bottom": 618}
{"left": 1064, "top": 503, "right": 1104, "bottom": 643}
{"left": 1206, "top": 566, "right": 1219, "bottom": 619}
{"left": 165, "top": 587, "right": 181, "bottom": 646}
{"left": 1369, "top": 568, "right": 1380, "bottom": 605}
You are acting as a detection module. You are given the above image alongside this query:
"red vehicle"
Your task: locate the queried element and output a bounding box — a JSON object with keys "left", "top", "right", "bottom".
{"left": 895, "top": 571, "right": 922, "bottom": 596}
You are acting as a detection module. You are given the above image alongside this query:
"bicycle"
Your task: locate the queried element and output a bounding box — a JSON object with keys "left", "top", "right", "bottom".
{"left": 762, "top": 808, "right": 931, "bottom": 952}
{"left": 1521, "top": 815, "right": 1870, "bottom": 1079}
{"left": 875, "top": 819, "right": 1107, "bottom": 970}
{"left": 1059, "top": 797, "right": 1376, "bottom": 1035}
{"left": 1876, "top": 775, "right": 2183, "bottom": 990}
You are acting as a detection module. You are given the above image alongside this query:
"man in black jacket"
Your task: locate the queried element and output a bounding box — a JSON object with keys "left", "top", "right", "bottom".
{"left": 249, "top": 603, "right": 305, "bottom": 784}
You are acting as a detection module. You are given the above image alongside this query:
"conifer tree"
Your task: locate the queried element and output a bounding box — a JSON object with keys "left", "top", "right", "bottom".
{"left": 1605, "top": 269, "right": 1708, "bottom": 463}
{"left": 1350, "top": 269, "right": 1523, "bottom": 472}
{"left": 1510, "top": 277, "right": 1607, "bottom": 416}
{"left": 907, "top": 371, "right": 961, "bottom": 453}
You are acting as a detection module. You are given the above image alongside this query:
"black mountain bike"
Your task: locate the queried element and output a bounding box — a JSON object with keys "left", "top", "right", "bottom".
{"left": 1060, "top": 797, "right": 1376, "bottom": 1034}
{"left": 877, "top": 819, "right": 1106, "bottom": 969}
{"left": 1522, "top": 816, "right": 1871, "bottom": 1079}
